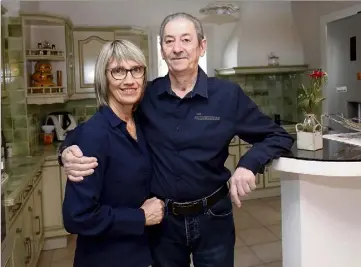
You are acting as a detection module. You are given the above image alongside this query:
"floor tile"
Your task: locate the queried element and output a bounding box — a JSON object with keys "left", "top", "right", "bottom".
{"left": 234, "top": 246, "right": 263, "bottom": 267}
{"left": 267, "top": 224, "right": 282, "bottom": 239}
{"left": 262, "top": 197, "right": 281, "bottom": 211}
{"left": 235, "top": 234, "right": 246, "bottom": 247}
{"left": 233, "top": 210, "right": 263, "bottom": 231}
{"left": 51, "top": 258, "right": 73, "bottom": 267}
{"left": 250, "top": 241, "right": 282, "bottom": 263}
{"left": 247, "top": 206, "right": 281, "bottom": 226}
{"left": 36, "top": 250, "right": 53, "bottom": 267}
{"left": 237, "top": 227, "right": 278, "bottom": 246}
{"left": 264, "top": 261, "right": 282, "bottom": 267}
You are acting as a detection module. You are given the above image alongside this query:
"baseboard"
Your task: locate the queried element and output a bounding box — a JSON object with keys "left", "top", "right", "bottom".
{"left": 42, "top": 236, "right": 68, "bottom": 250}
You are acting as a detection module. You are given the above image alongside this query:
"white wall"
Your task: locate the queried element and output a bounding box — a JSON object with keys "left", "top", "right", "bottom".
{"left": 223, "top": 1, "right": 304, "bottom": 68}
{"left": 37, "top": 0, "right": 235, "bottom": 77}
{"left": 22, "top": 1, "right": 361, "bottom": 72}
{"left": 291, "top": 1, "right": 361, "bottom": 68}
{"left": 325, "top": 12, "right": 361, "bottom": 121}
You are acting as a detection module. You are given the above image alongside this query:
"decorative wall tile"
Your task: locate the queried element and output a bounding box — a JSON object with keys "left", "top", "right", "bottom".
{"left": 10, "top": 103, "right": 27, "bottom": 115}
{"left": 12, "top": 116, "right": 27, "bottom": 129}
{"left": 217, "top": 71, "right": 306, "bottom": 123}
{"left": 9, "top": 89, "right": 25, "bottom": 101}
{"left": 13, "top": 128, "right": 29, "bottom": 142}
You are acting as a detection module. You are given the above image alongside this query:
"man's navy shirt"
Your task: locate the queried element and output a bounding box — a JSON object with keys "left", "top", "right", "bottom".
{"left": 138, "top": 67, "right": 294, "bottom": 201}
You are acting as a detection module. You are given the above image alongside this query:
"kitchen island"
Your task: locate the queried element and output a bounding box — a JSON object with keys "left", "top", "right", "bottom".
{"left": 272, "top": 134, "right": 361, "bottom": 267}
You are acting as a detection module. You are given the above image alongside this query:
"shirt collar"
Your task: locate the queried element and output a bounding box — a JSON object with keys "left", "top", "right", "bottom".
{"left": 100, "top": 105, "right": 125, "bottom": 128}
{"left": 157, "top": 66, "right": 208, "bottom": 98}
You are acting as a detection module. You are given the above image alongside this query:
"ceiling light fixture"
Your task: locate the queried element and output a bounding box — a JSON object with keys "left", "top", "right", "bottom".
{"left": 199, "top": 3, "right": 240, "bottom": 16}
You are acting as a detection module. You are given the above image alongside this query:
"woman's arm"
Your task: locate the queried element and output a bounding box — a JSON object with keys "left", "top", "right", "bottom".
{"left": 62, "top": 126, "right": 146, "bottom": 237}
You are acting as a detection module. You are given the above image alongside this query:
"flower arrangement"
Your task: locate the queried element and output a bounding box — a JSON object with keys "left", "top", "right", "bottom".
{"left": 297, "top": 69, "right": 328, "bottom": 115}
{"left": 295, "top": 69, "right": 328, "bottom": 150}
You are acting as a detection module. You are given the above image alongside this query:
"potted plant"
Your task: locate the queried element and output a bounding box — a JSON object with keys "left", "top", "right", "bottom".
{"left": 295, "top": 69, "right": 328, "bottom": 151}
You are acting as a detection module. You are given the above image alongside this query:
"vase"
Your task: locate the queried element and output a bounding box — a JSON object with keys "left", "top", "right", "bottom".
{"left": 295, "top": 114, "right": 323, "bottom": 151}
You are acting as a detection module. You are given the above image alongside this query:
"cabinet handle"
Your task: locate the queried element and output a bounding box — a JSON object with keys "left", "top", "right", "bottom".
{"left": 38, "top": 189, "right": 42, "bottom": 195}
{"left": 28, "top": 206, "right": 33, "bottom": 212}
{"left": 35, "top": 216, "right": 41, "bottom": 235}
{"left": 16, "top": 227, "right": 22, "bottom": 234}
{"left": 24, "top": 237, "right": 31, "bottom": 263}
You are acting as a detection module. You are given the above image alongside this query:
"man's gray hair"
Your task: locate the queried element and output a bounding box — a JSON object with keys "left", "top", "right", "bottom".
{"left": 159, "top": 12, "right": 205, "bottom": 46}
{"left": 94, "top": 40, "right": 147, "bottom": 107}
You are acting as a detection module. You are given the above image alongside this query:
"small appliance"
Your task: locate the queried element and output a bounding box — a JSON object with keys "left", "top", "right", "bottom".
{"left": 45, "top": 111, "right": 77, "bottom": 141}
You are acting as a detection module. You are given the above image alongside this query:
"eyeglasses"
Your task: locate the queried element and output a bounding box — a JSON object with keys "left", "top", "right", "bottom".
{"left": 107, "top": 66, "right": 146, "bottom": 80}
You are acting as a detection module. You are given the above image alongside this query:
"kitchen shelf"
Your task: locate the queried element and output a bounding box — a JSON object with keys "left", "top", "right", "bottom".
{"left": 26, "top": 48, "right": 65, "bottom": 61}
{"left": 27, "top": 86, "right": 64, "bottom": 95}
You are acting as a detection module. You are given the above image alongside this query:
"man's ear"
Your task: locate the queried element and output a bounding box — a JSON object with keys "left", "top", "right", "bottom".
{"left": 199, "top": 38, "right": 207, "bottom": 57}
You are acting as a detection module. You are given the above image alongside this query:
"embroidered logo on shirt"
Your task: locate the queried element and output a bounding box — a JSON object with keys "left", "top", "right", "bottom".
{"left": 194, "top": 113, "right": 220, "bottom": 121}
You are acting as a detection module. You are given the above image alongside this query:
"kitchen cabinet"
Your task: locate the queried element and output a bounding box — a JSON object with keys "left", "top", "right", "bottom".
{"left": 73, "top": 30, "right": 114, "bottom": 96}
{"left": 72, "top": 27, "right": 149, "bottom": 99}
{"left": 41, "top": 159, "right": 69, "bottom": 250}
{"left": 6, "top": 169, "right": 44, "bottom": 267}
{"left": 20, "top": 13, "right": 75, "bottom": 105}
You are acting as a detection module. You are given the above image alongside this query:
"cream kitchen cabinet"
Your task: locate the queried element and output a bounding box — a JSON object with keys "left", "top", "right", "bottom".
{"left": 41, "top": 159, "right": 69, "bottom": 250}
{"left": 6, "top": 169, "right": 44, "bottom": 267}
{"left": 72, "top": 30, "right": 114, "bottom": 97}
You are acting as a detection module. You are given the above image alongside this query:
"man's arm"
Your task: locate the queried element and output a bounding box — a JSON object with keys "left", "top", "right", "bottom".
{"left": 57, "top": 128, "right": 78, "bottom": 167}
{"left": 229, "top": 84, "right": 294, "bottom": 207}
{"left": 234, "top": 85, "right": 294, "bottom": 175}
{"left": 58, "top": 125, "right": 99, "bottom": 181}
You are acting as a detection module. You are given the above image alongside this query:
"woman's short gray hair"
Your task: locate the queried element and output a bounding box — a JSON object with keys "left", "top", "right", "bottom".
{"left": 159, "top": 12, "right": 204, "bottom": 47}
{"left": 94, "top": 39, "right": 147, "bottom": 107}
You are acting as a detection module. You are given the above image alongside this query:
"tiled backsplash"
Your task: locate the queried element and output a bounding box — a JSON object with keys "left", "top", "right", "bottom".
{"left": 28, "top": 99, "right": 98, "bottom": 126}
{"left": 1, "top": 16, "right": 34, "bottom": 156}
{"left": 216, "top": 70, "right": 308, "bottom": 123}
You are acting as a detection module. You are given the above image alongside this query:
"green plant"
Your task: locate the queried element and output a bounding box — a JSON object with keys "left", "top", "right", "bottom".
{"left": 298, "top": 69, "right": 328, "bottom": 115}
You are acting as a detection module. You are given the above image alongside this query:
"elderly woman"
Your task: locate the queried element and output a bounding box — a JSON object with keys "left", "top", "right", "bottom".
{"left": 62, "top": 40, "right": 164, "bottom": 267}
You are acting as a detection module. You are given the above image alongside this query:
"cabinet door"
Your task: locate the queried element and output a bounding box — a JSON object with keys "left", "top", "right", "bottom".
{"left": 73, "top": 31, "right": 114, "bottom": 94}
{"left": 265, "top": 167, "right": 281, "bottom": 188}
{"left": 42, "top": 162, "right": 63, "bottom": 233}
{"left": 22, "top": 198, "right": 34, "bottom": 267}
{"left": 32, "top": 180, "right": 44, "bottom": 257}
{"left": 4, "top": 256, "right": 13, "bottom": 267}
{"left": 11, "top": 213, "right": 26, "bottom": 267}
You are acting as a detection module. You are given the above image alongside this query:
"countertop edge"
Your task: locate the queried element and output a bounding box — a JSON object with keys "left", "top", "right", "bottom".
{"left": 272, "top": 157, "right": 361, "bottom": 177}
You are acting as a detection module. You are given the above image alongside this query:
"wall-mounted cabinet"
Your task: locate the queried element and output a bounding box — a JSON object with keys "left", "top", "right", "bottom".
{"left": 71, "top": 27, "right": 149, "bottom": 100}
{"left": 20, "top": 13, "right": 74, "bottom": 105}
{"left": 72, "top": 30, "right": 113, "bottom": 97}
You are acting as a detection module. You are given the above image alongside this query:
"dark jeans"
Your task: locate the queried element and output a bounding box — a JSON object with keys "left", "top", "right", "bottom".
{"left": 149, "top": 194, "right": 235, "bottom": 267}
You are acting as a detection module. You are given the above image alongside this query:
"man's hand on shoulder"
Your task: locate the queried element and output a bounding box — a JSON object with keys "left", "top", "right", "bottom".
{"left": 229, "top": 167, "right": 257, "bottom": 208}
{"left": 62, "top": 145, "right": 98, "bottom": 182}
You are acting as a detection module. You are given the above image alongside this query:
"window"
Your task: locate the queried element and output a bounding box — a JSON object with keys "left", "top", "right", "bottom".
{"left": 156, "top": 35, "right": 207, "bottom": 77}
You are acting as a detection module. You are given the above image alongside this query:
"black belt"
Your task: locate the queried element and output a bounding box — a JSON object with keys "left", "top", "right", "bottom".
{"left": 163, "top": 184, "right": 229, "bottom": 216}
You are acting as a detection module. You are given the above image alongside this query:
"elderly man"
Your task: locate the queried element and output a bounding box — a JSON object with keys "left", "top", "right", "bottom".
{"left": 59, "top": 12, "right": 293, "bottom": 267}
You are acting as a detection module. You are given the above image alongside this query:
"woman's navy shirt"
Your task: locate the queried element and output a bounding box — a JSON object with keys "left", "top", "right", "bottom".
{"left": 62, "top": 105, "right": 152, "bottom": 267}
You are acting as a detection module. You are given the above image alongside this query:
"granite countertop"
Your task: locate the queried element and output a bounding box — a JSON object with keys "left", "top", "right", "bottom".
{"left": 3, "top": 142, "right": 61, "bottom": 206}
{"left": 283, "top": 132, "right": 361, "bottom": 162}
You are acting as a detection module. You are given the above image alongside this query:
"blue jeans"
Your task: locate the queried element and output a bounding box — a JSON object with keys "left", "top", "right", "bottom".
{"left": 149, "top": 194, "right": 235, "bottom": 267}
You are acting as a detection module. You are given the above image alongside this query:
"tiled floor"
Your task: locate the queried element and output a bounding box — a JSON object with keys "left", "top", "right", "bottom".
{"left": 37, "top": 197, "right": 282, "bottom": 267}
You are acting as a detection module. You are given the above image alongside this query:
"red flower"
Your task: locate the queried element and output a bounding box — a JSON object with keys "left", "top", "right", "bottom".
{"left": 309, "top": 69, "right": 326, "bottom": 79}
